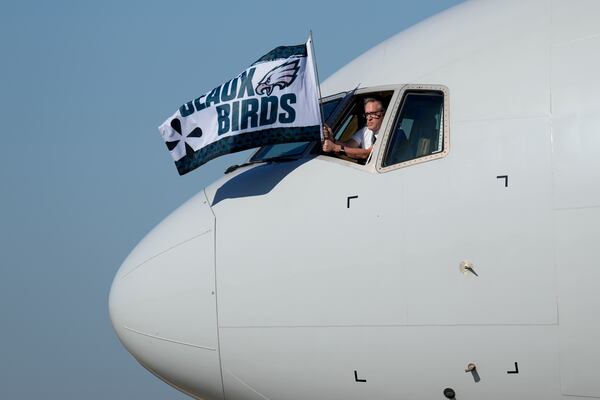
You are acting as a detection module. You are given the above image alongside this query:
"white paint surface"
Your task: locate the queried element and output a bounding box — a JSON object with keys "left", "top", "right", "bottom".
{"left": 110, "top": 1, "right": 600, "bottom": 398}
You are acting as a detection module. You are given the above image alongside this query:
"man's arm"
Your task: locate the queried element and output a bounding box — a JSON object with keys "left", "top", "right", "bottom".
{"left": 323, "top": 140, "right": 372, "bottom": 160}
{"left": 341, "top": 144, "right": 372, "bottom": 159}
{"left": 322, "top": 124, "right": 372, "bottom": 160}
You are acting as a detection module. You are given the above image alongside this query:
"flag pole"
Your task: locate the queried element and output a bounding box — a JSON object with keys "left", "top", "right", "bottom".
{"left": 308, "top": 30, "right": 328, "bottom": 141}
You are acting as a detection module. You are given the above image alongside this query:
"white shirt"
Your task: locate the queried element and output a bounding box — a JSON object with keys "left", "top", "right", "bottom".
{"left": 351, "top": 127, "right": 378, "bottom": 149}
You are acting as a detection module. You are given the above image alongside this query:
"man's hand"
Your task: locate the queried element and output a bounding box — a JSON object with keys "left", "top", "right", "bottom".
{"left": 322, "top": 139, "right": 337, "bottom": 153}
{"left": 322, "top": 124, "right": 333, "bottom": 140}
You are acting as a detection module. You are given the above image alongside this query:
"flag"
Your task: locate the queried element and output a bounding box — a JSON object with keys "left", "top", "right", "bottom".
{"left": 159, "top": 37, "right": 322, "bottom": 175}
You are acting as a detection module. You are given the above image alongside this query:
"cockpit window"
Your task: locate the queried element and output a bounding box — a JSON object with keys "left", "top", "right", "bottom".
{"left": 382, "top": 91, "right": 445, "bottom": 167}
{"left": 328, "top": 91, "right": 393, "bottom": 143}
{"left": 250, "top": 98, "right": 342, "bottom": 162}
{"left": 316, "top": 90, "right": 394, "bottom": 165}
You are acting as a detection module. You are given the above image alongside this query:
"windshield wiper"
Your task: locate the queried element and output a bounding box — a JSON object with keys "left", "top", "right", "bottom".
{"left": 224, "top": 155, "right": 301, "bottom": 174}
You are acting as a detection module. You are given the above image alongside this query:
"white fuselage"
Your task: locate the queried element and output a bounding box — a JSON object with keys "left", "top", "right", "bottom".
{"left": 109, "top": 1, "right": 600, "bottom": 399}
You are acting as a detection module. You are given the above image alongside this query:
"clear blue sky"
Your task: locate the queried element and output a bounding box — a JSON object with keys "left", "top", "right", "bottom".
{"left": 0, "top": 1, "right": 464, "bottom": 398}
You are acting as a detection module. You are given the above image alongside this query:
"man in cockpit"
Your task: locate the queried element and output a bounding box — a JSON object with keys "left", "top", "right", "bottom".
{"left": 321, "top": 97, "right": 385, "bottom": 161}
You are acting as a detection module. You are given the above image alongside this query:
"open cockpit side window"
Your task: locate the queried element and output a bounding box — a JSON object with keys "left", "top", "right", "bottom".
{"left": 378, "top": 87, "right": 449, "bottom": 171}
{"left": 251, "top": 89, "right": 394, "bottom": 163}
{"left": 328, "top": 91, "right": 393, "bottom": 142}
{"left": 319, "top": 90, "right": 394, "bottom": 164}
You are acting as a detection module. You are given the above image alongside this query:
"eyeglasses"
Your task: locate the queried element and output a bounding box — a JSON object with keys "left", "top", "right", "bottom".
{"left": 363, "top": 111, "right": 383, "bottom": 119}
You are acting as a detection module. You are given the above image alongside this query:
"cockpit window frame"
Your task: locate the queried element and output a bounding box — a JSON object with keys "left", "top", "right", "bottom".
{"left": 247, "top": 84, "right": 449, "bottom": 171}
{"left": 376, "top": 84, "right": 450, "bottom": 173}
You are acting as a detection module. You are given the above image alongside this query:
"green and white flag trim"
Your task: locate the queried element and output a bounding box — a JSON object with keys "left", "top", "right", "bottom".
{"left": 159, "top": 38, "right": 321, "bottom": 175}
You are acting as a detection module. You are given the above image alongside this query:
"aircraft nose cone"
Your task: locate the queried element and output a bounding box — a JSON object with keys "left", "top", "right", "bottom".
{"left": 109, "top": 191, "right": 223, "bottom": 400}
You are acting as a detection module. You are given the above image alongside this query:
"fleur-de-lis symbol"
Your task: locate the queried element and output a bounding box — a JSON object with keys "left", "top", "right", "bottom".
{"left": 165, "top": 118, "right": 203, "bottom": 160}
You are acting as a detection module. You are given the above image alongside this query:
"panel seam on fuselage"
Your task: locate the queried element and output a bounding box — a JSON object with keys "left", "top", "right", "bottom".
{"left": 123, "top": 326, "right": 216, "bottom": 351}
{"left": 553, "top": 205, "right": 600, "bottom": 212}
{"left": 222, "top": 367, "right": 271, "bottom": 400}
{"left": 219, "top": 322, "right": 558, "bottom": 329}
{"left": 552, "top": 31, "right": 600, "bottom": 48}
{"left": 455, "top": 114, "right": 550, "bottom": 124}
{"left": 206, "top": 187, "right": 227, "bottom": 400}
{"left": 121, "top": 229, "right": 212, "bottom": 279}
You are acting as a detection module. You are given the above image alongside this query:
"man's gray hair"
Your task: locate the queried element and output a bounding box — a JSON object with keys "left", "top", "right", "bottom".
{"left": 363, "top": 97, "right": 385, "bottom": 111}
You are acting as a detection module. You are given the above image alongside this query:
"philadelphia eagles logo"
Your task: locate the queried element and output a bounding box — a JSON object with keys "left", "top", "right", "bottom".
{"left": 255, "top": 59, "right": 300, "bottom": 96}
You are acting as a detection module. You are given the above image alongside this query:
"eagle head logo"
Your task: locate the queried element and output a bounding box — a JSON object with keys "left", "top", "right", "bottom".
{"left": 255, "top": 59, "right": 301, "bottom": 96}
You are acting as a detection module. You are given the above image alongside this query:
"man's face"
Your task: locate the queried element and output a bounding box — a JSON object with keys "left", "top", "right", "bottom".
{"left": 364, "top": 101, "right": 384, "bottom": 132}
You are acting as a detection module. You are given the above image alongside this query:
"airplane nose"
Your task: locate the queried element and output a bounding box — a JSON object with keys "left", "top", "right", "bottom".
{"left": 109, "top": 190, "right": 223, "bottom": 400}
